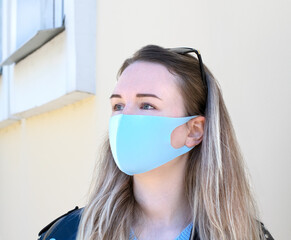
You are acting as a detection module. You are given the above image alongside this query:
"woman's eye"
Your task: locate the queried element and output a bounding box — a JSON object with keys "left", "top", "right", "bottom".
{"left": 141, "top": 103, "right": 155, "bottom": 110}
{"left": 113, "top": 104, "right": 124, "bottom": 111}
{"left": 112, "top": 103, "right": 156, "bottom": 111}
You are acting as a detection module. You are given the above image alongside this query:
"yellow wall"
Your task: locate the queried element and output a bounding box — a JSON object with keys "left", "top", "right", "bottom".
{"left": 0, "top": 96, "right": 101, "bottom": 239}
{"left": 0, "top": 0, "right": 290, "bottom": 239}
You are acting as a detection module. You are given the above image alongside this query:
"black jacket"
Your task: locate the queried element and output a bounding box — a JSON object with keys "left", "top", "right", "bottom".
{"left": 38, "top": 207, "right": 274, "bottom": 240}
{"left": 38, "top": 207, "right": 83, "bottom": 240}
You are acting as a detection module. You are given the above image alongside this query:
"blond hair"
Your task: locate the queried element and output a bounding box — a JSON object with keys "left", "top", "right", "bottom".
{"left": 77, "top": 45, "right": 265, "bottom": 240}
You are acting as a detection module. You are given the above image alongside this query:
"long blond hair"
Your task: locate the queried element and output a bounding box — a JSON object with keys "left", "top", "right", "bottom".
{"left": 77, "top": 45, "right": 265, "bottom": 240}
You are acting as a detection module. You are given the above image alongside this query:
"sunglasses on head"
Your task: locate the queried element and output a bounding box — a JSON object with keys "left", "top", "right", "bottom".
{"left": 167, "top": 47, "right": 207, "bottom": 92}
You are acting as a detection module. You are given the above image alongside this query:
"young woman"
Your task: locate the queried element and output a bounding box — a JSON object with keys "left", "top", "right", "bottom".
{"left": 38, "top": 45, "right": 274, "bottom": 240}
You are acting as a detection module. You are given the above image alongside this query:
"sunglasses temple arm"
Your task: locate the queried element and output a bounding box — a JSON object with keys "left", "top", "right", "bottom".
{"left": 197, "top": 54, "right": 207, "bottom": 87}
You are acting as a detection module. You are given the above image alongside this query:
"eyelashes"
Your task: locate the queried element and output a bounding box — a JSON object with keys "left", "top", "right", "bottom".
{"left": 112, "top": 102, "right": 156, "bottom": 112}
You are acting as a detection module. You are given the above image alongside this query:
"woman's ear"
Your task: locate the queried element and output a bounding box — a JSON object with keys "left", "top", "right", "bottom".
{"left": 185, "top": 116, "right": 205, "bottom": 148}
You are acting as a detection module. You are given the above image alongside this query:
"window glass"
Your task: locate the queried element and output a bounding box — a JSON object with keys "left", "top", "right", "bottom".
{"left": 16, "top": 0, "right": 63, "bottom": 48}
{"left": 0, "top": 0, "right": 2, "bottom": 63}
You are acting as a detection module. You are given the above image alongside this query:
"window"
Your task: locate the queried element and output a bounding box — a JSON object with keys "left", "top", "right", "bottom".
{"left": 0, "top": 0, "right": 96, "bottom": 128}
{"left": 0, "top": 0, "right": 64, "bottom": 66}
{"left": 16, "top": 0, "right": 64, "bottom": 49}
{"left": 0, "top": 0, "right": 2, "bottom": 73}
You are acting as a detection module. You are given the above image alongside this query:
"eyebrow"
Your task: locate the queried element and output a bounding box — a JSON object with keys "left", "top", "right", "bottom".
{"left": 110, "top": 93, "right": 162, "bottom": 100}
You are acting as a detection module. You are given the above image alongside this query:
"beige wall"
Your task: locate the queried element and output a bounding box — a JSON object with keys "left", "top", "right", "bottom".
{"left": 0, "top": 0, "right": 290, "bottom": 239}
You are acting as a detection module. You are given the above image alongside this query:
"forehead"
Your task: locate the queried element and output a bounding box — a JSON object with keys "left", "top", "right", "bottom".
{"left": 115, "top": 61, "right": 179, "bottom": 94}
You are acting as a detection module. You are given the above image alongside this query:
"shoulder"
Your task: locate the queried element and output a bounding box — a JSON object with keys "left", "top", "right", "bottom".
{"left": 261, "top": 222, "right": 275, "bottom": 240}
{"left": 38, "top": 206, "right": 84, "bottom": 240}
{"left": 191, "top": 222, "right": 274, "bottom": 240}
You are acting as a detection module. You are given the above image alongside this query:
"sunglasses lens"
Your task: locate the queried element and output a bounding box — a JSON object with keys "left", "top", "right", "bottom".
{"left": 167, "top": 47, "right": 195, "bottom": 55}
{"left": 167, "top": 47, "right": 207, "bottom": 96}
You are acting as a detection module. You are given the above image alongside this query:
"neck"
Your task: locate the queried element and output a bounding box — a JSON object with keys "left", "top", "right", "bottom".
{"left": 133, "top": 154, "right": 192, "bottom": 228}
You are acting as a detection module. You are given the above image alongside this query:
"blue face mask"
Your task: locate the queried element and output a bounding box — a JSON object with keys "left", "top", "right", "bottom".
{"left": 109, "top": 114, "right": 198, "bottom": 175}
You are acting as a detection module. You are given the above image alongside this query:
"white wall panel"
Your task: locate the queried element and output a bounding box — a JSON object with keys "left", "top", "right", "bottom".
{"left": 0, "top": 0, "right": 96, "bottom": 125}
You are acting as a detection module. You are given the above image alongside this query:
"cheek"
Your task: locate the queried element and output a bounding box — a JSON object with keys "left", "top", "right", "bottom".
{"left": 170, "top": 124, "right": 188, "bottom": 149}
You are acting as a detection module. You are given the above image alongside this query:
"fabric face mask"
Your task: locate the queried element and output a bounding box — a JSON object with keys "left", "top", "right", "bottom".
{"left": 109, "top": 114, "right": 198, "bottom": 175}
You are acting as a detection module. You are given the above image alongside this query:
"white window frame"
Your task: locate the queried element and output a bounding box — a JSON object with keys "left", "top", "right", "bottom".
{"left": 0, "top": 0, "right": 96, "bottom": 128}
